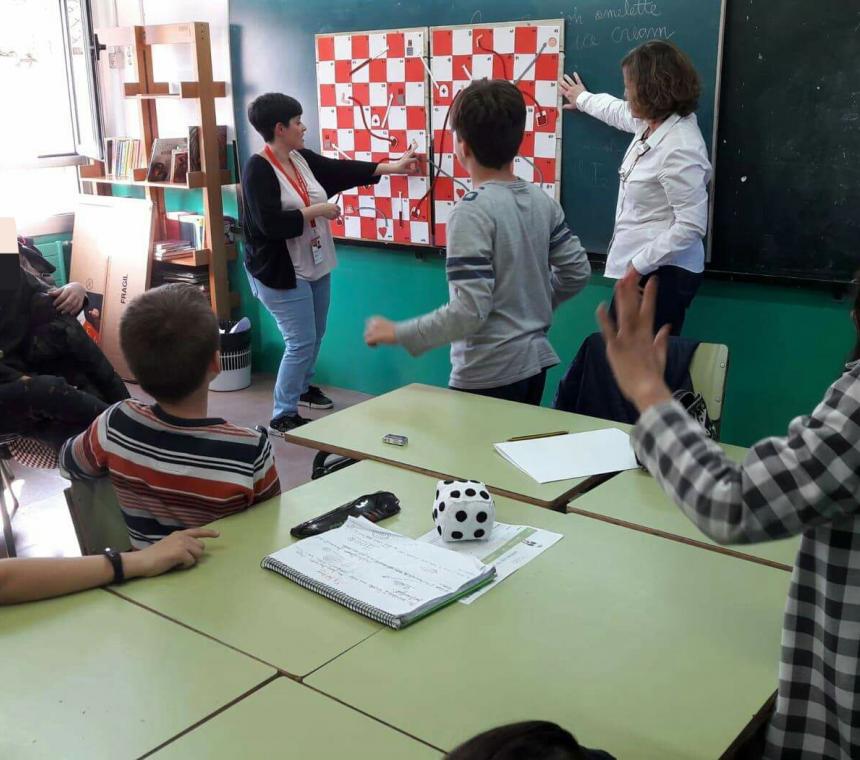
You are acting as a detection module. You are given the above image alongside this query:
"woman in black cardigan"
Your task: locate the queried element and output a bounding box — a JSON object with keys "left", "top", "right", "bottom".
{"left": 243, "top": 93, "right": 417, "bottom": 434}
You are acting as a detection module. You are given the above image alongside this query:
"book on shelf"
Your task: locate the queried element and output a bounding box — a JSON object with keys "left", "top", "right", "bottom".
{"left": 103, "top": 138, "right": 114, "bottom": 176}
{"left": 188, "top": 125, "right": 228, "bottom": 173}
{"left": 146, "top": 137, "right": 187, "bottom": 183}
{"left": 102, "top": 137, "right": 142, "bottom": 178}
{"left": 153, "top": 239, "right": 196, "bottom": 261}
{"left": 165, "top": 211, "right": 206, "bottom": 249}
{"left": 170, "top": 149, "right": 189, "bottom": 184}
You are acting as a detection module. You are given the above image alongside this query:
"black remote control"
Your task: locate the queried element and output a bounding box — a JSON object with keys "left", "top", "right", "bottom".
{"left": 290, "top": 491, "right": 401, "bottom": 538}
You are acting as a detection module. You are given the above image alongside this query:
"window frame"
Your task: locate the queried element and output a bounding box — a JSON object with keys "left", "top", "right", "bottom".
{"left": 3, "top": 0, "right": 103, "bottom": 234}
{"left": 58, "top": 0, "right": 105, "bottom": 163}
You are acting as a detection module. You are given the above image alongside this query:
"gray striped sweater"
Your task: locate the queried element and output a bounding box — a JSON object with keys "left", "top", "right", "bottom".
{"left": 395, "top": 180, "right": 590, "bottom": 389}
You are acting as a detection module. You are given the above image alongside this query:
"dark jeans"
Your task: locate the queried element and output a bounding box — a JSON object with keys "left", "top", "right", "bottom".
{"left": 610, "top": 265, "right": 703, "bottom": 336}
{"left": 452, "top": 369, "right": 548, "bottom": 406}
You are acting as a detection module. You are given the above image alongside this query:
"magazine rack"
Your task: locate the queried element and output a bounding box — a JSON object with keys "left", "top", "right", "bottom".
{"left": 78, "top": 22, "right": 235, "bottom": 318}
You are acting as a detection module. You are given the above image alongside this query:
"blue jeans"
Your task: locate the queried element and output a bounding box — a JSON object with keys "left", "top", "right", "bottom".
{"left": 248, "top": 273, "right": 331, "bottom": 419}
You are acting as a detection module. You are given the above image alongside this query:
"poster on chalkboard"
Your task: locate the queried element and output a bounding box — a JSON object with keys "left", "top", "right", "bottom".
{"left": 314, "top": 20, "right": 564, "bottom": 249}
{"left": 315, "top": 27, "right": 434, "bottom": 247}
{"left": 429, "top": 20, "right": 564, "bottom": 246}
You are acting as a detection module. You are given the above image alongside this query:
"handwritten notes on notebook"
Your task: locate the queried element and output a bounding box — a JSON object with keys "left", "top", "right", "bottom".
{"left": 493, "top": 428, "right": 638, "bottom": 484}
{"left": 262, "top": 517, "right": 496, "bottom": 629}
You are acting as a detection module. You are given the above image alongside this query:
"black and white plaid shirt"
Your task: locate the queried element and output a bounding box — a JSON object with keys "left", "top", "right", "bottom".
{"left": 632, "top": 362, "right": 860, "bottom": 760}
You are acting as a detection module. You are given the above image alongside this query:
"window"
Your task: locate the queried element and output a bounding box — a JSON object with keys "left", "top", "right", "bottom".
{"left": 0, "top": 0, "right": 101, "bottom": 232}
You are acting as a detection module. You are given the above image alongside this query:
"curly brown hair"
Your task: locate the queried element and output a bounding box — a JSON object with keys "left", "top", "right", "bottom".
{"left": 621, "top": 41, "right": 700, "bottom": 121}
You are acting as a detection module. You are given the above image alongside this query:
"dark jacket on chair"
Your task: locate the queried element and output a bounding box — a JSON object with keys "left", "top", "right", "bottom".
{"left": 554, "top": 332, "right": 699, "bottom": 424}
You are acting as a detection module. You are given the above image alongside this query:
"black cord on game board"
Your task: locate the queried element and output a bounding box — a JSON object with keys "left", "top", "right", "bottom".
{"left": 475, "top": 34, "right": 509, "bottom": 80}
{"left": 411, "top": 89, "right": 461, "bottom": 217}
{"left": 349, "top": 95, "right": 398, "bottom": 145}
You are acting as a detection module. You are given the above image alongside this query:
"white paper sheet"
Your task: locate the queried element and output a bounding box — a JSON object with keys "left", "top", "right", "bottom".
{"left": 493, "top": 428, "right": 638, "bottom": 483}
{"left": 266, "top": 517, "right": 493, "bottom": 617}
{"left": 419, "top": 522, "right": 562, "bottom": 603}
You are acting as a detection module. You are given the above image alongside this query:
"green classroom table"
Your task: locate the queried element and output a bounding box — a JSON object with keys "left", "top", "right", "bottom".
{"left": 1, "top": 589, "right": 275, "bottom": 759}
{"left": 568, "top": 442, "right": 801, "bottom": 571}
{"left": 153, "top": 677, "right": 441, "bottom": 759}
{"left": 284, "top": 383, "right": 632, "bottom": 509}
{"left": 294, "top": 463, "right": 793, "bottom": 759}
{"left": 109, "top": 472, "right": 388, "bottom": 678}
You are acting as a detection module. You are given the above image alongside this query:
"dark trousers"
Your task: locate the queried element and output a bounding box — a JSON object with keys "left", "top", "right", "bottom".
{"left": 610, "top": 265, "right": 703, "bottom": 336}
{"left": 452, "top": 369, "right": 548, "bottom": 406}
{"left": 0, "top": 375, "right": 108, "bottom": 450}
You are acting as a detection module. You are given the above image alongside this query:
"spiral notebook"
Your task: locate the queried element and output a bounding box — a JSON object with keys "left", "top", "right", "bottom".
{"left": 261, "top": 517, "right": 496, "bottom": 629}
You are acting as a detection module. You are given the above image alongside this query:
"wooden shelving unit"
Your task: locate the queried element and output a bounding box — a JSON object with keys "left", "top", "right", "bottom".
{"left": 80, "top": 22, "right": 235, "bottom": 318}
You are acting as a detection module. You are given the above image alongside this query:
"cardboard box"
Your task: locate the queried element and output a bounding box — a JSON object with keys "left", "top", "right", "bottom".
{"left": 70, "top": 195, "right": 155, "bottom": 381}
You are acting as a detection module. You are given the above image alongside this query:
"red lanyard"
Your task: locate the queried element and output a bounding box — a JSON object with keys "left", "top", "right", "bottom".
{"left": 264, "top": 145, "right": 316, "bottom": 227}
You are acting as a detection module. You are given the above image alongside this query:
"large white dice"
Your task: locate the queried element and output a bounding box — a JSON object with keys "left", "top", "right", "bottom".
{"left": 432, "top": 479, "right": 495, "bottom": 542}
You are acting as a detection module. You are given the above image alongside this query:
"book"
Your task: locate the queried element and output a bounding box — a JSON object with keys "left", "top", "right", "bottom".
{"left": 493, "top": 428, "right": 639, "bottom": 484}
{"left": 103, "top": 138, "right": 115, "bottom": 176}
{"left": 188, "top": 125, "right": 228, "bottom": 173}
{"left": 146, "top": 138, "right": 187, "bottom": 182}
{"left": 261, "top": 516, "right": 496, "bottom": 629}
{"left": 170, "top": 148, "right": 188, "bottom": 184}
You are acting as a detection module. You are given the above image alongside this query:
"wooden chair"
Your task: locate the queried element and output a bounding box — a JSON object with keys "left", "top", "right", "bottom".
{"left": 64, "top": 478, "right": 131, "bottom": 555}
{"left": 689, "top": 342, "right": 730, "bottom": 439}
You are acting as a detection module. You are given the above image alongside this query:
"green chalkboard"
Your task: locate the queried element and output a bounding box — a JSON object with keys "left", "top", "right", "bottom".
{"left": 231, "top": 0, "right": 724, "bottom": 254}
{"left": 710, "top": 0, "right": 860, "bottom": 283}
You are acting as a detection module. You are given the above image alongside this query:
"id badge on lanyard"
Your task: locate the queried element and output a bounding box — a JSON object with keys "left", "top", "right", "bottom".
{"left": 310, "top": 223, "right": 324, "bottom": 265}
{"left": 264, "top": 145, "right": 324, "bottom": 264}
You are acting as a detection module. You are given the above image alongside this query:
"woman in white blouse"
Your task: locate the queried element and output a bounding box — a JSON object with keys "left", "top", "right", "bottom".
{"left": 560, "top": 41, "right": 711, "bottom": 335}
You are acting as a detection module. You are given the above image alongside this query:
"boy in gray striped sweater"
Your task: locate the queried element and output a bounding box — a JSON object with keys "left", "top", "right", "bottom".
{"left": 365, "top": 80, "right": 590, "bottom": 405}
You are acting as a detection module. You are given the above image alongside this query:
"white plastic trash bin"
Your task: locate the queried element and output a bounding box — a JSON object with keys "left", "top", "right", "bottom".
{"left": 209, "top": 320, "right": 252, "bottom": 392}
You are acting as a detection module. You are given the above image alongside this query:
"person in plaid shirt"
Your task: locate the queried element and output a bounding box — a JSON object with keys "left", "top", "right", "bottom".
{"left": 598, "top": 270, "right": 860, "bottom": 759}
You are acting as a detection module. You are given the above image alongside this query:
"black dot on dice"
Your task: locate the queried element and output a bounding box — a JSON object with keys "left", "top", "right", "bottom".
{"left": 465, "top": 488, "right": 476, "bottom": 497}
{"left": 433, "top": 509, "right": 438, "bottom": 520}
{"left": 444, "top": 480, "right": 453, "bottom": 485}
{"left": 451, "top": 531, "right": 463, "bottom": 539}
{"left": 451, "top": 490, "right": 461, "bottom": 498}
{"left": 456, "top": 510, "right": 467, "bottom": 522}
{"left": 477, "top": 511, "right": 487, "bottom": 523}
{"left": 437, "top": 525, "right": 442, "bottom": 535}
{"left": 439, "top": 502, "right": 445, "bottom": 512}
{"left": 480, "top": 490, "right": 490, "bottom": 500}
{"left": 474, "top": 529, "right": 485, "bottom": 538}
{"left": 435, "top": 490, "right": 439, "bottom": 499}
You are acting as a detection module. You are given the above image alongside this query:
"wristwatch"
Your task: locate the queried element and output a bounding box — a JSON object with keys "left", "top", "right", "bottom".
{"left": 102, "top": 548, "right": 125, "bottom": 585}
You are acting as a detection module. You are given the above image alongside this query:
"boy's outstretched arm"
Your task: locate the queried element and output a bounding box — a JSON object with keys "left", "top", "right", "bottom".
{"left": 365, "top": 203, "right": 495, "bottom": 355}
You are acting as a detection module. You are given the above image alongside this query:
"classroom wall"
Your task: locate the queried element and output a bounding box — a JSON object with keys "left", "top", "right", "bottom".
{"left": 235, "top": 244, "right": 853, "bottom": 448}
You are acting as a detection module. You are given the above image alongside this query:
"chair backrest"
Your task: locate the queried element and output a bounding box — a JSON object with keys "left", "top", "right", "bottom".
{"left": 64, "top": 478, "right": 131, "bottom": 555}
{"left": 689, "top": 342, "right": 730, "bottom": 429}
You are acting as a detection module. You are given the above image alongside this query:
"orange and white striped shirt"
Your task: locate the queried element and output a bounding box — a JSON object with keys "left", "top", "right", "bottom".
{"left": 60, "top": 400, "right": 280, "bottom": 548}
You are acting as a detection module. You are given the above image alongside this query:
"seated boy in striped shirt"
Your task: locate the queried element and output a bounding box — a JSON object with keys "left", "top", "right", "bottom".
{"left": 60, "top": 284, "right": 280, "bottom": 547}
{"left": 364, "top": 79, "right": 590, "bottom": 405}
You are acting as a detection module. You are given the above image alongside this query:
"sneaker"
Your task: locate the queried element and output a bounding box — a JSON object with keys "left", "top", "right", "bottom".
{"left": 298, "top": 385, "right": 334, "bottom": 410}
{"left": 269, "top": 413, "right": 309, "bottom": 437}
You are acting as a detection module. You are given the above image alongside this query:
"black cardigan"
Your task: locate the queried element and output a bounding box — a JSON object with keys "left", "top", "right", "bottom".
{"left": 242, "top": 149, "right": 380, "bottom": 290}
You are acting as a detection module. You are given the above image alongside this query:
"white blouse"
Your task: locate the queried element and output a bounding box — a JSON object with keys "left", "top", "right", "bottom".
{"left": 576, "top": 91, "right": 712, "bottom": 278}
{"left": 262, "top": 149, "right": 336, "bottom": 281}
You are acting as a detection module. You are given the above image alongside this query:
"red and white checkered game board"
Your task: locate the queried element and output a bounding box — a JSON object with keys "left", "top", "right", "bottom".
{"left": 315, "top": 28, "right": 433, "bottom": 246}
{"left": 430, "top": 21, "right": 564, "bottom": 246}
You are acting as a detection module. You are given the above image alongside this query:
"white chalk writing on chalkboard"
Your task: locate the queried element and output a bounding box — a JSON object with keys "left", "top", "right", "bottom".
{"left": 594, "top": 0, "right": 662, "bottom": 21}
